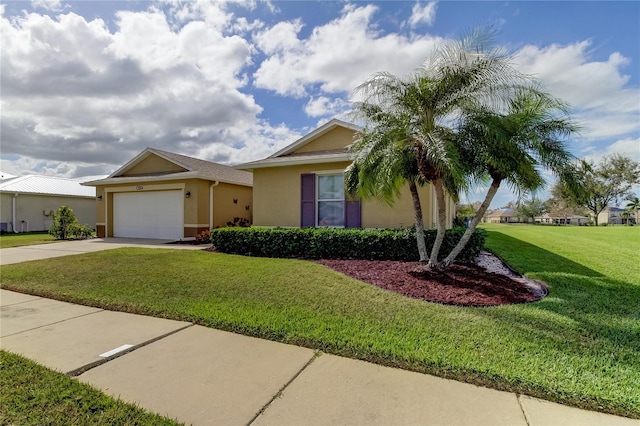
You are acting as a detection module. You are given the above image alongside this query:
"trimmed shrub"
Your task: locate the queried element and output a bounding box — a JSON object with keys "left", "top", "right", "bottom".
{"left": 210, "top": 227, "right": 486, "bottom": 262}
{"left": 48, "top": 206, "right": 93, "bottom": 240}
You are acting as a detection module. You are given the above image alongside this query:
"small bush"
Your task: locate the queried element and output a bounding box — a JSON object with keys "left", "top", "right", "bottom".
{"left": 48, "top": 206, "right": 93, "bottom": 240}
{"left": 210, "top": 227, "right": 486, "bottom": 262}
{"left": 195, "top": 229, "right": 211, "bottom": 244}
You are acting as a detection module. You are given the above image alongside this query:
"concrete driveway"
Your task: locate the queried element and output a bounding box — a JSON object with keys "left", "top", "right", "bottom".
{"left": 0, "top": 237, "right": 207, "bottom": 265}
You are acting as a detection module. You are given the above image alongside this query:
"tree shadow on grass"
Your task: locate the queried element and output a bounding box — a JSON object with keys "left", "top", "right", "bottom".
{"left": 484, "top": 231, "right": 605, "bottom": 278}
{"left": 473, "top": 232, "right": 640, "bottom": 416}
{"left": 479, "top": 231, "right": 640, "bottom": 375}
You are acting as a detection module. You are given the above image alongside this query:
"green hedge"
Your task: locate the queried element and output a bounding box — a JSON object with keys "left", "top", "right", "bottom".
{"left": 210, "top": 227, "right": 486, "bottom": 262}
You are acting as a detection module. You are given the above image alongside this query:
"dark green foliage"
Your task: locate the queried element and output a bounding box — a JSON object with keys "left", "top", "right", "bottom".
{"left": 48, "top": 205, "right": 77, "bottom": 240}
{"left": 225, "top": 217, "right": 251, "bottom": 227}
{"left": 210, "top": 227, "right": 486, "bottom": 262}
{"left": 48, "top": 206, "right": 94, "bottom": 240}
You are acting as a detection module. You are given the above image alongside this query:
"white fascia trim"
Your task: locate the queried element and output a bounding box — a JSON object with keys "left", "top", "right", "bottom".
{"left": 0, "top": 191, "right": 95, "bottom": 199}
{"left": 313, "top": 169, "right": 346, "bottom": 175}
{"left": 84, "top": 172, "right": 200, "bottom": 186}
{"left": 236, "top": 155, "right": 351, "bottom": 170}
{"left": 85, "top": 172, "right": 251, "bottom": 188}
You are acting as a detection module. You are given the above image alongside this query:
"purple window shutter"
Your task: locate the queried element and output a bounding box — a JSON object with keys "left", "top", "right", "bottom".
{"left": 301, "top": 173, "right": 316, "bottom": 227}
{"left": 345, "top": 199, "right": 361, "bottom": 228}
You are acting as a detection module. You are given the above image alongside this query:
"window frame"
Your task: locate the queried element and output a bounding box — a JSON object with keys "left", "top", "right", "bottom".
{"left": 316, "top": 173, "right": 345, "bottom": 228}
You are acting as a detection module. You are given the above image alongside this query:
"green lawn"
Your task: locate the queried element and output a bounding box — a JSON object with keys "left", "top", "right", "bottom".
{"left": 0, "top": 351, "right": 181, "bottom": 425}
{"left": 0, "top": 232, "right": 56, "bottom": 248}
{"left": 1, "top": 225, "right": 638, "bottom": 418}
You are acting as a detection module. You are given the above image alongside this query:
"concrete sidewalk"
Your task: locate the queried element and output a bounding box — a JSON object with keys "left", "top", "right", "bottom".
{"left": 1, "top": 289, "right": 637, "bottom": 426}
{"left": 0, "top": 237, "right": 207, "bottom": 265}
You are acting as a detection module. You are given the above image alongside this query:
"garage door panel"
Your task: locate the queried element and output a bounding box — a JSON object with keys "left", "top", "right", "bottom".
{"left": 113, "top": 191, "right": 183, "bottom": 239}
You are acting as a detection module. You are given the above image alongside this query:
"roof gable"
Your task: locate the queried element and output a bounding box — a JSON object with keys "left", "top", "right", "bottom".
{"left": 236, "top": 119, "right": 361, "bottom": 170}
{"left": 85, "top": 148, "right": 252, "bottom": 187}
{"left": 269, "top": 118, "right": 362, "bottom": 158}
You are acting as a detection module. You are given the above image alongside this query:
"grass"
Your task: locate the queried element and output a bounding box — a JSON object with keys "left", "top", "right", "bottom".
{"left": 1, "top": 224, "right": 639, "bottom": 418}
{"left": 0, "top": 231, "right": 56, "bottom": 248}
{"left": 0, "top": 351, "right": 182, "bottom": 425}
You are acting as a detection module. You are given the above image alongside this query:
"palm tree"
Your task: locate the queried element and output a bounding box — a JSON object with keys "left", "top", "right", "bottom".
{"left": 345, "top": 108, "right": 431, "bottom": 262}
{"left": 439, "top": 88, "right": 579, "bottom": 267}
{"left": 351, "top": 28, "right": 525, "bottom": 268}
{"left": 625, "top": 196, "right": 640, "bottom": 224}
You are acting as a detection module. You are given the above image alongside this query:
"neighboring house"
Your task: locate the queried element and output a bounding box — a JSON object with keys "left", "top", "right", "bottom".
{"left": 83, "top": 148, "right": 252, "bottom": 239}
{"left": 486, "top": 209, "right": 519, "bottom": 224}
{"left": 597, "top": 206, "right": 636, "bottom": 225}
{"left": 535, "top": 213, "right": 589, "bottom": 225}
{"left": 236, "top": 119, "right": 455, "bottom": 229}
{"left": 0, "top": 175, "right": 96, "bottom": 233}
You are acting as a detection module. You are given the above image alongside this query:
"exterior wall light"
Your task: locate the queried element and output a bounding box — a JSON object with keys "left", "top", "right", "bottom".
{"left": 185, "top": 191, "right": 191, "bottom": 198}
{"left": 96, "top": 195, "right": 103, "bottom": 201}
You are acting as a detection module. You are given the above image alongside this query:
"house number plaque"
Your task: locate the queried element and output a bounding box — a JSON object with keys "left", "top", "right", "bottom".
{"left": 136, "top": 186, "right": 143, "bottom": 190}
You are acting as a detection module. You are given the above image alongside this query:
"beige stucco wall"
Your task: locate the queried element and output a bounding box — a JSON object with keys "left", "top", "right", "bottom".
{"left": 0, "top": 193, "right": 95, "bottom": 232}
{"left": 94, "top": 178, "right": 253, "bottom": 237}
{"left": 122, "top": 155, "right": 186, "bottom": 176}
{"left": 212, "top": 183, "right": 253, "bottom": 227}
{"left": 252, "top": 163, "right": 453, "bottom": 229}
{"left": 293, "top": 127, "right": 356, "bottom": 154}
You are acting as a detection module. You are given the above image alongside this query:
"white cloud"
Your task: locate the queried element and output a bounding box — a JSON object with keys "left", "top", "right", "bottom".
{"left": 582, "top": 137, "right": 640, "bottom": 164}
{"left": 406, "top": 1, "right": 437, "bottom": 28}
{"left": 514, "top": 41, "right": 640, "bottom": 140}
{"left": 304, "top": 96, "right": 350, "bottom": 118}
{"left": 0, "top": 3, "right": 299, "bottom": 178}
{"left": 31, "top": 0, "right": 63, "bottom": 12}
{"left": 253, "top": 4, "right": 443, "bottom": 98}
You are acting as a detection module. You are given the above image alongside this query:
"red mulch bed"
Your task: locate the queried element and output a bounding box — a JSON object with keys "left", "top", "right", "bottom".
{"left": 315, "top": 259, "right": 546, "bottom": 307}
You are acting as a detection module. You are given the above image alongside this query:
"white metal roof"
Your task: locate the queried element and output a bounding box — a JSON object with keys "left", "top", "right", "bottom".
{"left": 0, "top": 175, "right": 96, "bottom": 198}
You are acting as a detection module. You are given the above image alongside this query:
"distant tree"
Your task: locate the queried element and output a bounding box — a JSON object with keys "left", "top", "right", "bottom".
{"left": 624, "top": 196, "right": 639, "bottom": 225}
{"left": 515, "top": 197, "right": 547, "bottom": 223}
{"left": 545, "top": 182, "right": 585, "bottom": 223}
{"left": 626, "top": 196, "right": 640, "bottom": 215}
{"left": 456, "top": 201, "right": 482, "bottom": 223}
{"left": 501, "top": 200, "right": 518, "bottom": 210}
{"left": 557, "top": 154, "right": 640, "bottom": 225}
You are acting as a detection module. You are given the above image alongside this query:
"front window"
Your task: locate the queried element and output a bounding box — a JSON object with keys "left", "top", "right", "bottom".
{"left": 317, "top": 174, "right": 344, "bottom": 227}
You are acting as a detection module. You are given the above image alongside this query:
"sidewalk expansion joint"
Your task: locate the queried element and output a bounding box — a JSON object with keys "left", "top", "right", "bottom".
{"left": 66, "top": 323, "right": 195, "bottom": 377}
{"left": 516, "top": 394, "right": 532, "bottom": 426}
{"left": 247, "top": 350, "right": 322, "bottom": 426}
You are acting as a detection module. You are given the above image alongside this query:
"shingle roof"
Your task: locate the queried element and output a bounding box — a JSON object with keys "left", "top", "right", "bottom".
{"left": 0, "top": 175, "right": 96, "bottom": 198}
{"left": 83, "top": 148, "right": 253, "bottom": 187}
{"left": 237, "top": 150, "right": 350, "bottom": 170}
{"left": 149, "top": 149, "right": 252, "bottom": 186}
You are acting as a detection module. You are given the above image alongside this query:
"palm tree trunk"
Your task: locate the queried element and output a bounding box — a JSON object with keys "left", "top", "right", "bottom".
{"left": 428, "top": 178, "right": 448, "bottom": 268}
{"left": 439, "top": 178, "right": 502, "bottom": 268}
{"left": 409, "top": 180, "right": 428, "bottom": 264}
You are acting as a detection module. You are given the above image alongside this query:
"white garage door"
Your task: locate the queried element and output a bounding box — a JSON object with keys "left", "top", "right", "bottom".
{"left": 113, "top": 191, "right": 183, "bottom": 239}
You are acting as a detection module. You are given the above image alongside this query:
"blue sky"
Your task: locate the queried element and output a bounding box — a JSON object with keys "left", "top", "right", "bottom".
{"left": 1, "top": 0, "right": 638, "bottom": 207}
